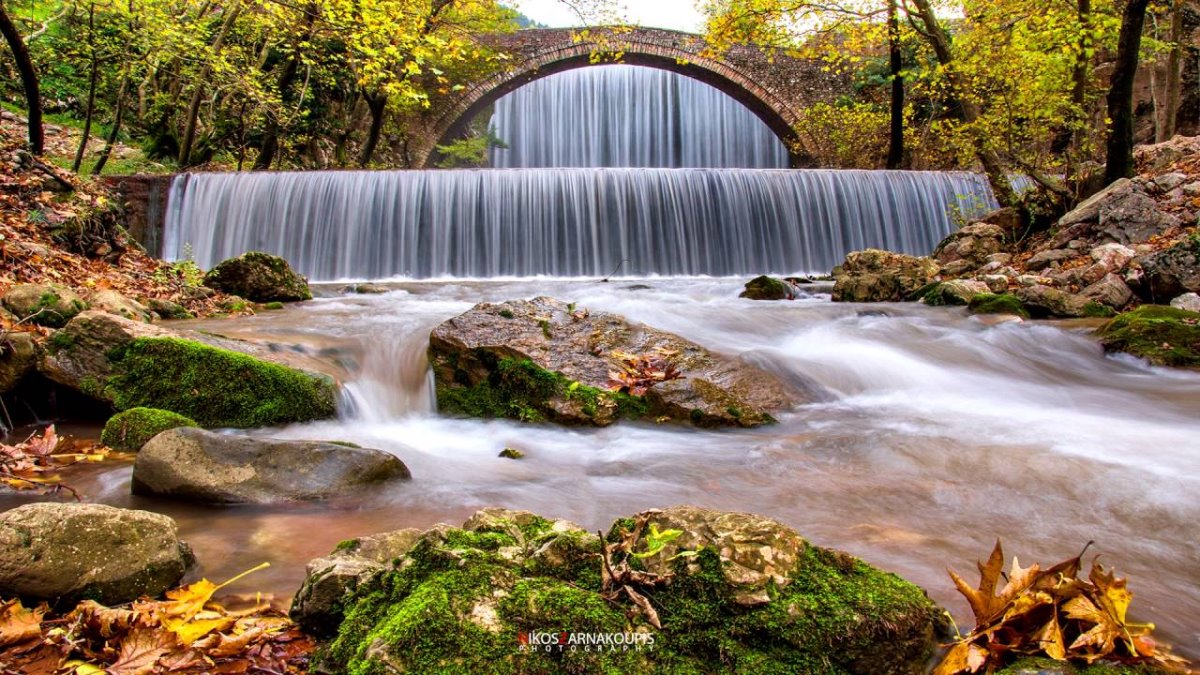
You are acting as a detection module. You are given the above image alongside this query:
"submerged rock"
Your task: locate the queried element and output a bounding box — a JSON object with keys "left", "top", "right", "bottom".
{"left": 429, "top": 297, "right": 800, "bottom": 428}
{"left": 739, "top": 275, "right": 802, "bottom": 300}
{"left": 311, "top": 506, "right": 948, "bottom": 675}
{"left": 203, "top": 251, "right": 312, "bottom": 302}
{"left": 1, "top": 283, "right": 87, "bottom": 328}
{"left": 1097, "top": 305, "right": 1200, "bottom": 369}
{"left": 0, "top": 503, "right": 194, "bottom": 605}
{"left": 832, "top": 249, "right": 939, "bottom": 303}
{"left": 100, "top": 407, "right": 198, "bottom": 452}
{"left": 39, "top": 311, "right": 336, "bottom": 428}
{"left": 133, "top": 427, "right": 411, "bottom": 503}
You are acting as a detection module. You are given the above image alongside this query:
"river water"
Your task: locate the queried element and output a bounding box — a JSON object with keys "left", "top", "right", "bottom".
{"left": 26, "top": 277, "right": 1200, "bottom": 656}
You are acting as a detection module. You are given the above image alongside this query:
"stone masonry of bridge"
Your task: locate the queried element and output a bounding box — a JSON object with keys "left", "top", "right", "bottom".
{"left": 405, "top": 27, "right": 849, "bottom": 168}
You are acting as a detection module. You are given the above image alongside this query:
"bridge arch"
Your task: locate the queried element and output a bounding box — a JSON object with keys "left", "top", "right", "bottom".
{"left": 415, "top": 28, "right": 839, "bottom": 169}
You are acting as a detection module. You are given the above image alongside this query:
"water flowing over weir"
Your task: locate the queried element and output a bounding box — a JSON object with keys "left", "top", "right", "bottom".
{"left": 164, "top": 169, "right": 996, "bottom": 280}
{"left": 487, "top": 66, "right": 791, "bottom": 168}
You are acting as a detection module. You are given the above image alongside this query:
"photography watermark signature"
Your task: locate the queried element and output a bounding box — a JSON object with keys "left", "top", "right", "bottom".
{"left": 517, "top": 631, "right": 656, "bottom": 653}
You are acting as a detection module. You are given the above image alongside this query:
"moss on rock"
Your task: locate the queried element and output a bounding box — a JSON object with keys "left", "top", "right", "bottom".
{"left": 1097, "top": 305, "right": 1200, "bottom": 369}
{"left": 315, "top": 508, "right": 946, "bottom": 675}
{"left": 105, "top": 337, "right": 337, "bottom": 427}
{"left": 436, "top": 356, "right": 646, "bottom": 425}
{"left": 101, "top": 407, "right": 197, "bottom": 451}
{"left": 968, "top": 293, "right": 1030, "bottom": 318}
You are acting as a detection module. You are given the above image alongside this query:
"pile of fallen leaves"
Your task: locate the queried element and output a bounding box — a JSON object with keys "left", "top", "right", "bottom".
{"left": 0, "top": 124, "right": 233, "bottom": 319}
{"left": 0, "top": 426, "right": 122, "bottom": 500}
{"left": 607, "top": 348, "right": 682, "bottom": 395}
{"left": 0, "top": 565, "right": 313, "bottom": 674}
{"left": 936, "top": 541, "right": 1191, "bottom": 674}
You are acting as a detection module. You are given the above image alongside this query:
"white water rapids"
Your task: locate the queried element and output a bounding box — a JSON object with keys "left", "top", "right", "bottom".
{"left": 53, "top": 277, "right": 1200, "bottom": 657}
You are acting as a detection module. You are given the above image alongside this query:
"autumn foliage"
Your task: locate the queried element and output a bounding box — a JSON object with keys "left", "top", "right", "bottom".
{"left": 606, "top": 348, "right": 682, "bottom": 396}
{"left": 936, "top": 541, "right": 1191, "bottom": 674}
{"left": 0, "top": 565, "right": 313, "bottom": 674}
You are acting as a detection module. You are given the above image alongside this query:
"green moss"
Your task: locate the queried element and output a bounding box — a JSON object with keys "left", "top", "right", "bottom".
{"left": 922, "top": 283, "right": 969, "bottom": 307}
{"left": 968, "top": 293, "right": 1030, "bottom": 319}
{"left": 328, "top": 441, "right": 362, "bottom": 448}
{"left": 46, "top": 330, "right": 77, "bottom": 354}
{"left": 334, "top": 539, "right": 360, "bottom": 553}
{"left": 437, "top": 357, "right": 646, "bottom": 425}
{"left": 498, "top": 448, "right": 525, "bottom": 459}
{"left": 725, "top": 406, "right": 742, "bottom": 419}
{"left": 100, "top": 407, "right": 198, "bottom": 451}
{"left": 263, "top": 301, "right": 285, "bottom": 310}
{"left": 103, "top": 337, "right": 337, "bottom": 428}
{"left": 321, "top": 517, "right": 940, "bottom": 675}
{"left": 1083, "top": 301, "right": 1117, "bottom": 318}
{"left": 498, "top": 309, "right": 515, "bottom": 319}
{"left": 1097, "top": 305, "right": 1200, "bottom": 369}
{"left": 538, "top": 319, "right": 552, "bottom": 339}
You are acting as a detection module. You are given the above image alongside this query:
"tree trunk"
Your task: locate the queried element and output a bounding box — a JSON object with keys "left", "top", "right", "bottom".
{"left": 1155, "top": 1, "right": 1183, "bottom": 141}
{"left": 72, "top": 2, "right": 98, "bottom": 172}
{"left": 253, "top": 7, "right": 313, "bottom": 171}
{"left": 1104, "top": 0, "right": 1152, "bottom": 184}
{"left": 886, "top": 0, "right": 904, "bottom": 169}
{"left": 908, "top": 0, "right": 1015, "bottom": 205}
{"left": 91, "top": 73, "right": 127, "bottom": 175}
{"left": 0, "top": 0, "right": 44, "bottom": 154}
{"left": 178, "top": 1, "right": 241, "bottom": 167}
{"left": 358, "top": 91, "right": 387, "bottom": 168}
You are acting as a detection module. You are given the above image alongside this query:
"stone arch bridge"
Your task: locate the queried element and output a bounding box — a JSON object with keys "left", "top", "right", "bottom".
{"left": 406, "top": 27, "right": 847, "bottom": 168}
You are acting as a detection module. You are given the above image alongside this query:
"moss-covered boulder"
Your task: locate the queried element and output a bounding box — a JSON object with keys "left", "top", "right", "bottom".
{"left": 132, "top": 427, "right": 410, "bottom": 503}
{"left": 429, "top": 297, "right": 803, "bottom": 428}
{"left": 0, "top": 503, "right": 194, "bottom": 605}
{"left": 100, "top": 407, "right": 197, "bottom": 451}
{"left": 832, "top": 249, "right": 940, "bottom": 303}
{"left": 1097, "top": 305, "right": 1200, "bottom": 369}
{"left": 145, "top": 298, "right": 193, "bottom": 320}
{"left": 1016, "top": 285, "right": 1113, "bottom": 319}
{"left": 203, "top": 251, "right": 312, "bottom": 303}
{"left": 968, "top": 293, "right": 1030, "bottom": 319}
{"left": 39, "top": 310, "right": 336, "bottom": 427}
{"left": 923, "top": 279, "right": 991, "bottom": 307}
{"left": 312, "top": 506, "right": 947, "bottom": 675}
{"left": 739, "top": 275, "right": 801, "bottom": 301}
{"left": 1, "top": 283, "right": 88, "bottom": 328}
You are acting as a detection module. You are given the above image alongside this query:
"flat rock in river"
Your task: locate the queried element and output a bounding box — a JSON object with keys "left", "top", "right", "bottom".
{"left": 429, "top": 297, "right": 805, "bottom": 427}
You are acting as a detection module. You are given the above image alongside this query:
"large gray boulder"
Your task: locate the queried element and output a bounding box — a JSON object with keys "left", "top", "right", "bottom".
{"left": 1133, "top": 238, "right": 1200, "bottom": 303}
{"left": 0, "top": 503, "right": 194, "bottom": 604}
{"left": 429, "top": 297, "right": 802, "bottom": 428}
{"left": 1051, "top": 179, "right": 1181, "bottom": 249}
{"left": 314, "top": 506, "right": 949, "bottom": 675}
{"left": 932, "top": 218, "right": 1010, "bottom": 275}
{"left": 203, "top": 251, "right": 312, "bottom": 302}
{"left": 132, "top": 427, "right": 411, "bottom": 503}
{"left": 39, "top": 311, "right": 336, "bottom": 428}
{"left": 1015, "top": 285, "right": 1106, "bottom": 318}
{"left": 832, "top": 249, "right": 939, "bottom": 303}
{"left": 1, "top": 283, "right": 87, "bottom": 328}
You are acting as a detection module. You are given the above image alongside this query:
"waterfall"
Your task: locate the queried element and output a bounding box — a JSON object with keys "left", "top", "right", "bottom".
{"left": 163, "top": 168, "right": 996, "bottom": 281}
{"left": 487, "top": 66, "right": 790, "bottom": 168}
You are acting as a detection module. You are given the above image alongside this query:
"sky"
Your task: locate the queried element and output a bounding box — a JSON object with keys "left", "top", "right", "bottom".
{"left": 508, "top": 0, "right": 707, "bottom": 33}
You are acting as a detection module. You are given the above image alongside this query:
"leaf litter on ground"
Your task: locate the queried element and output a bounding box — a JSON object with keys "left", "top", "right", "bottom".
{"left": 0, "top": 563, "right": 314, "bottom": 674}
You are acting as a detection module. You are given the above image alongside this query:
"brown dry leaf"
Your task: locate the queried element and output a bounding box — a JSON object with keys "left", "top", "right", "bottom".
{"left": 194, "top": 626, "right": 265, "bottom": 658}
{"left": 948, "top": 539, "right": 1006, "bottom": 624}
{"left": 107, "top": 626, "right": 175, "bottom": 675}
{"left": 0, "top": 598, "right": 45, "bottom": 648}
{"left": 69, "top": 600, "right": 139, "bottom": 639}
{"left": 933, "top": 641, "right": 988, "bottom": 675}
